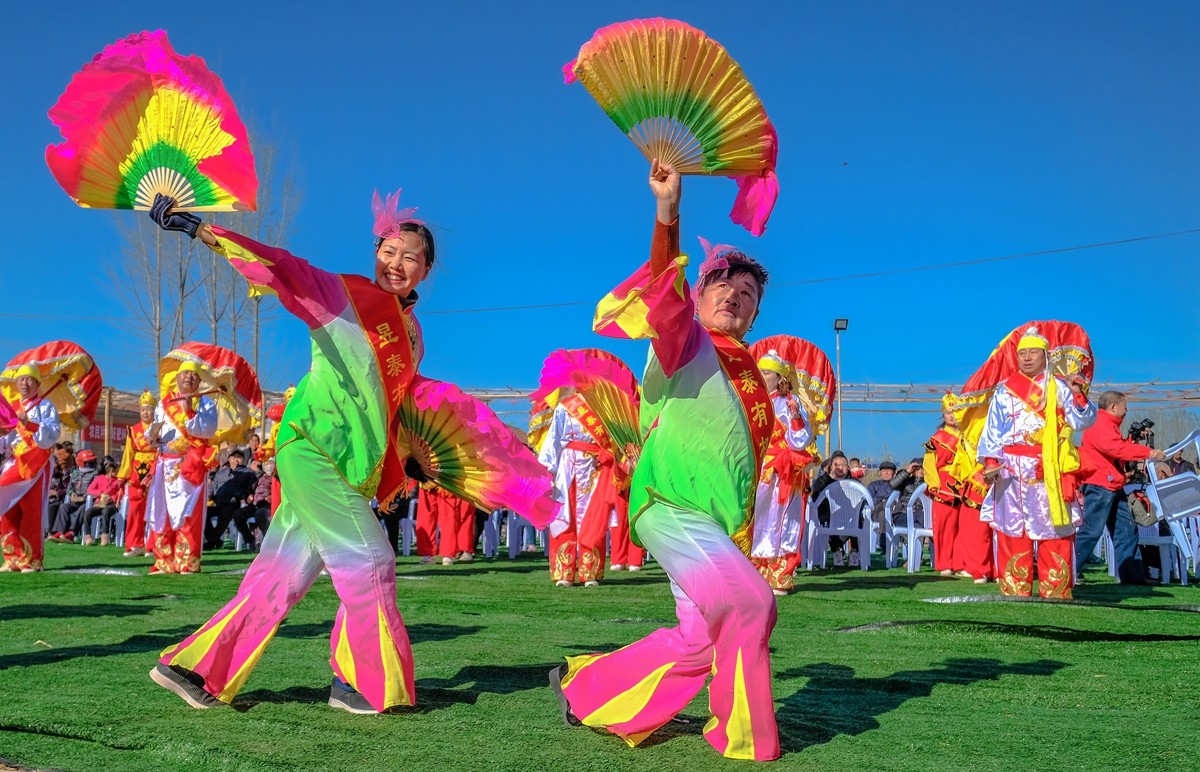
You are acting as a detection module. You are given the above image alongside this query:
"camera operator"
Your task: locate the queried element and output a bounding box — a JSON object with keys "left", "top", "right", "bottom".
{"left": 1076, "top": 391, "right": 1165, "bottom": 585}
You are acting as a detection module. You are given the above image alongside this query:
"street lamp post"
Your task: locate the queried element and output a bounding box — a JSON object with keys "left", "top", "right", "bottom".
{"left": 833, "top": 318, "right": 848, "bottom": 452}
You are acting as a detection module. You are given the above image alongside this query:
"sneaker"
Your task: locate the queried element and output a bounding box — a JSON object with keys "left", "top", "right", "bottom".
{"left": 583, "top": 580, "right": 600, "bottom": 588}
{"left": 848, "top": 550, "right": 860, "bottom": 566}
{"left": 610, "top": 564, "right": 625, "bottom": 571}
{"left": 457, "top": 552, "right": 474, "bottom": 563}
{"left": 548, "top": 666, "right": 582, "bottom": 727}
{"left": 627, "top": 565, "right": 641, "bottom": 572}
{"left": 20, "top": 566, "right": 39, "bottom": 573}
{"left": 939, "top": 569, "right": 954, "bottom": 577}
{"left": 0, "top": 565, "right": 12, "bottom": 573}
{"left": 150, "top": 664, "right": 224, "bottom": 709}
{"left": 328, "top": 677, "right": 379, "bottom": 714}
{"left": 46, "top": 533, "right": 63, "bottom": 543}
{"left": 832, "top": 551, "right": 845, "bottom": 567}
{"left": 123, "top": 547, "right": 146, "bottom": 557}
{"left": 956, "top": 570, "right": 973, "bottom": 578}
{"left": 441, "top": 557, "right": 455, "bottom": 566}
{"left": 82, "top": 535, "right": 95, "bottom": 546}
{"left": 554, "top": 580, "right": 572, "bottom": 588}
{"left": 62, "top": 531, "right": 75, "bottom": 543}
{"left": 973, "top": 577, "right": 989, "bottom": 584}
{"left": 100, "top": 534, "right": 111, "bottom": 546}
{"left": 419, "top": 556, "right": 435, "bottom": 564}
{"left": 772, "top": 588, "right": 788, "bottom": 597}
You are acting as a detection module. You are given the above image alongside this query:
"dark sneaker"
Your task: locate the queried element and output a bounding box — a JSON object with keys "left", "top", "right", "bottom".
{"left": 329, "top": 677, "right": 379, "bottom": 714}
{"left": 150, "top": 664, "right": 224, "bottom": 709}
{"left": 548, "top": 665, "right": 581, "bottom": 727}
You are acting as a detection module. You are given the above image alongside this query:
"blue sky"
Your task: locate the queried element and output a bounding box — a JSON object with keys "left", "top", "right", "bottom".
{"left": 4, "top": 0, "right": 1197, "bottom": 458}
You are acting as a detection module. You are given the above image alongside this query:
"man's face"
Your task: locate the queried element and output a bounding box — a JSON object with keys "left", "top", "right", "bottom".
{"left": 760, "top": 369, "right": 780, "bottom": 394}
{"left": 696, "top": 272, "right": 760, "bottom": 340}
{"left": 15, "top": 375, "right": 38, "bottom": 399}
{"left": 228, "top": 455, "right": 243, "bottom": 470}
{"left": 177, "top": 370, "right": 200, "bottom": 395}
{"left": 1105, "top": 397, "right": 1128, "bottom": 420}
{"left": 1017, "top": 347, "right": 1047, "bottom": 377}
{"left": 139, "top": 405, "right": 155, "bottom": 423}
{"left": 879, "top": 468, "right": 895, "bottom": 481}
{"left": 374, "top": 233, "right": 429, "bottom": 297}
{"left": 829, "top": 457, "right": 849, "bottom": 480}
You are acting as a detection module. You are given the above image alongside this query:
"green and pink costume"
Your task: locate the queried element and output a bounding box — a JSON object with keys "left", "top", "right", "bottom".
{"left": 558, "top": 219, "right": 781, "bottom": 761}
{"left": 159, "top": 227, "right": 424, "bottom": 711}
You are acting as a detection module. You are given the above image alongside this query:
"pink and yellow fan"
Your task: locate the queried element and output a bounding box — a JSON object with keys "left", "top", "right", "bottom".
{"left": 394, "top": 377, "right": 556, "bottom": 528}
{"left": 531, "top": 348, "right": 642, "bottom": 463}
{"left": 47, "top": 30, "right": 257, "bottom": 212}
{"left": 565, "top": 18, "right": 779, "bottom": 235}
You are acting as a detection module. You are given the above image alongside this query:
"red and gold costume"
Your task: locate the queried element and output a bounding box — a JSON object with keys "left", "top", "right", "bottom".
{"left": 146, "top": 360, "right": 218, "bottom": 574}
{"left": 117, "top": 391, "right": 159, "bottom": 554}
{"left": 0, "top": 366, "right": 62, "bottom": 572}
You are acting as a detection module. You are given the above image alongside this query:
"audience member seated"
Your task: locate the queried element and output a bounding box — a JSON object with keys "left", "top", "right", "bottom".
{"left": 203, "top": 449, "right": 258, "bottom": 550}
{"left": 83, "top": 458, "right": 123, "bottom": 546}
{"left": 48, "top": 449, "right": 97, "bottom": 543}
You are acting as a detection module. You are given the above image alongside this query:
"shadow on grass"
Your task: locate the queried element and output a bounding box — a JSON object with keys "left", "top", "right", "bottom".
{"left": 273, "top": 622, "right": 484, "bottom": 645}
{"left": 775, "top": 658, "right": 1065, "bottom": 753}
{"left": 799, "top": 572, "right": 956, "bottom": 591}
{"left": 838, "top": 619, "right": 1200, "bottom": 642}
{"left": 397, "top": 562, "right": 548, "bottom": 578}
{"left": 0, "top": 602, "right": 157, "bottom": 623}
{"left": 0, "top": 626, "right": 195, "bottom": 670}
{"left": 234, "top": 663, "right": 553, "bottom": 713}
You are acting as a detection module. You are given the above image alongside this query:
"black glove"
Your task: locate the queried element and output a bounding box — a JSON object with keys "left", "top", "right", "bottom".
{"left": 149, "top": 193, "right": 202, "bottom": 239}
{"left": 404, "top": 456, "right": 430, "bottom": 484}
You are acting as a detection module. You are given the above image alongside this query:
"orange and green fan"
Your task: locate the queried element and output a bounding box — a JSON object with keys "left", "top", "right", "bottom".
{"left": 565, "top": 18, "right": 779, "bottom": 235}
{"left": 46, "top": 30, "right": 257, "bottom": 212}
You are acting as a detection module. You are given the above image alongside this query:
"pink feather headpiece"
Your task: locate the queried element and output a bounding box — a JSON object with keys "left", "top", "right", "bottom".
{"left": 692, "top": 236, "right": 769, "bottom": 302}
{"left": 371, "top": 188, "right": 424, "bottom": 241}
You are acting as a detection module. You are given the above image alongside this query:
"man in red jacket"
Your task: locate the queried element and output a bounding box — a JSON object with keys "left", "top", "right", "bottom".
{"left": 1076, "top": 390, "right": 1165, "bottom": 584}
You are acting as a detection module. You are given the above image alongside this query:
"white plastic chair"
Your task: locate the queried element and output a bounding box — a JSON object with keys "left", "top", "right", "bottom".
{"left": 805, "top": 480, "right": 874, "bottom": 570}
{"left": 1143, "top": 430, "right": 1200, "bottom": 579}
{"left": 907, "top": 484, "right": 935, "bottom": 572}
{"left": 882, "top": 490, "right": 911, "bottom": 569}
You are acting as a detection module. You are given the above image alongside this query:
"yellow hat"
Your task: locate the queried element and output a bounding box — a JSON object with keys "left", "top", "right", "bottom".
{"left": 138, "top": 390, "right": 157, "bottom": 407}
{"left": 1017, "top": 326, "right": 1049, "bottom": 351}
{"left": 757, "top": 350, "right": 795, "bottom": 388}
{"left": 941, "top": 391, "right": 960, "bottom": 411}
{"left": 283, "top": 384, "right": 296, "bottom": 402}
{"left": 177, "top": 360, "right": 203, "bottom": 374}
{"left": 13, "top": 364, "right": 39, "bottom": 381}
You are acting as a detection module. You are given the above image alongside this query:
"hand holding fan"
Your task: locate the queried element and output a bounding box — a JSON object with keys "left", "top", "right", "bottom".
{"left": 47, "top": 30, "right": 257, "bottom": 212}
{"left": 395, "top": 377, "right": 555, "bottom": 528}
{"left": 565, "top": 18, "right": 779, "bottom": 235}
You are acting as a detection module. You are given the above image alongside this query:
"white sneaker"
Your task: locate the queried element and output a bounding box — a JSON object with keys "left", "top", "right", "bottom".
{"left": 583, "top": 581, "right": 599, "bottom": 588}
{"left": 554, "top": 580, "right": 572, "bottom": 588}
{"left": 457, "top": 552, "right": 474, "bottom": 563}
{"left": 627, "top": 565, "right": 641, "bottom": 572}
{"left": 441, "top": 557, "right": 455, "bottom": 566}
{"left": 832, "top": 551, "right": 845, "bottom": 567}
{"left": 610, "top": 564, "right": 625, "bottom": 571}
{"left": 848, "top": 550, "right": 860, "bottom": 566}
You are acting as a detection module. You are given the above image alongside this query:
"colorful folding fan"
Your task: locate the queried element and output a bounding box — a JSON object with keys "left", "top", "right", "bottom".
{"left": 1, "top": 341, "right": 103, "bottom": 431}
{"left": 158, "top": 342, "right": 263, "bottom": 447}
{"left": 565, "top": 18, "right": 779, "bottom": 235}
{"left": 749, "top": 335, "right": 836, "bottom": 441}
{"left": 47, "top": 30, "right": 257, "bottom": 212}
{"left": 395, "top": 377, "right": 555, "bottom": 527}
{"left": 532, "top": 348, "right": 641, "bottom": 461}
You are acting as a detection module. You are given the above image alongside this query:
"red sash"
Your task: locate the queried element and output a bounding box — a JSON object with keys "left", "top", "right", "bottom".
{"left": 561, "top": 394, "right": 622, "bottom": 545}
{"left": 927, "top": 427, "right": 961, "bottom": 503}
{"left": 8, "top": 400, "right": 51, "bottom": 482}
{"left": 120, "top": 422, "right": 159, "bottom": 485}
{"left": 709, "top": 330, "right": 774, "bottom": 553}
{"left": 162, "top": 395, "right": 217, "bottom": 485}
{"left": 1003, "top": 374, "right": 1068, "bottom": 424}
{"left": 342, "top": 275, "right": 419, "bottom": 505}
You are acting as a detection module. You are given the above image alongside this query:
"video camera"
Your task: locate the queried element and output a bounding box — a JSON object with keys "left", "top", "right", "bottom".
{"left": 1127, "top": 418, "right": 1155, "bottom": 448}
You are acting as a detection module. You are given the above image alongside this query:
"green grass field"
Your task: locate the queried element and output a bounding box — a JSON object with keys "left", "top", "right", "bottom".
{"left": 1, "top": 543, "right": 1197, "bottom": 772}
